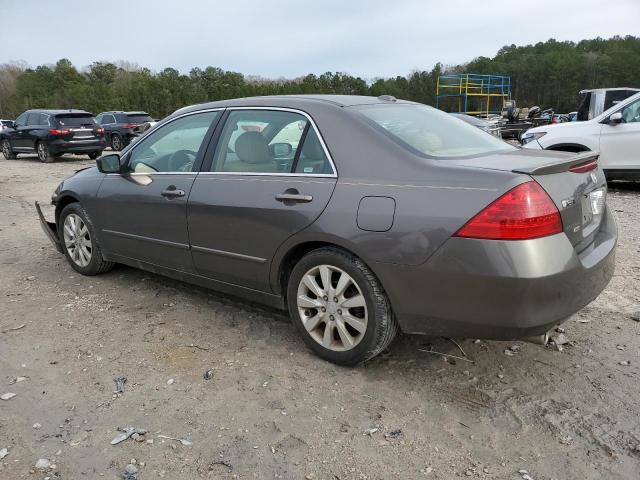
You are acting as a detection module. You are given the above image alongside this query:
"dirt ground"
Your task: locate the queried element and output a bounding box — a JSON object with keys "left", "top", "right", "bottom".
{"left": 0, "top": 153, "right": 639, "bottom": 480}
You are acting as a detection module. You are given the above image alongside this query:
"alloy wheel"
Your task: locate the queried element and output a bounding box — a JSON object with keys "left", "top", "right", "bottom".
{"left": 63, "top": 213, "right": 92, "bottom": 267}
{"left": 296, "top": 264, "right": 368, "bottom": 351}
{"left": 2, "top": 140, "right": 10, "bottom": 158}
{"left": 112, "top": 135, "right": 122, "bottom": 151}
{"left": 37, "top": 142, "right": 48, "bottom": 162}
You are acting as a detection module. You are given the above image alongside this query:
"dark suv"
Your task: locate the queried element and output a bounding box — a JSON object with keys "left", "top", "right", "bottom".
{"left": 95, "top": 111, "right": 154, "bottom": 151}
{"left": 0, "top": 109, "right": 106, "bottom": 162}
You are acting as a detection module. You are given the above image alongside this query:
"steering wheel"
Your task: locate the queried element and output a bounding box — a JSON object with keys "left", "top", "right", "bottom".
{"left": 168, "top": 149, "right": 197, "bottom": 172}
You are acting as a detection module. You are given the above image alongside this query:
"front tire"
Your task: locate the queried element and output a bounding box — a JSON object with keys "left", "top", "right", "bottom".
{"left": 37, "top": 141, "right": 55, "bottom": 163}
{"left": 287, "top": 247, "right": 398, "bottom": 365}
{"left": 2, "top": 139, "right": 17, "bottom": 159}
{"left": 88, "top": 151, "right": 102, "bottom": 160}
{"left": 58, "top": 203, "right": 114, "bottom": 275}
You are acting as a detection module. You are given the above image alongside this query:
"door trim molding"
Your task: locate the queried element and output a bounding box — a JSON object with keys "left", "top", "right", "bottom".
{"left": 102, "top": 229, "right": 190, "bottom": 250}
{"left": 191, "top": 244, "right": 267, "bottom": 264}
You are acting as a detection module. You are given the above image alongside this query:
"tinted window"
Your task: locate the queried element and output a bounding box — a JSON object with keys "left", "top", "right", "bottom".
{"left": 55, "top": 115, "right": 96, "bottom": 127}
{"left": 621, "top": 98, "right": 640, "bottom": 123}
{"left": 212, "top": 110, "right": 309, "bottom": 174}
{"left": 115, "top": 114, "right": 129, "bottom": 123}
{"left": 127, "top": 111, "right": 219, "bottom": 173}
{"left": 15, "top": 113, "right": 28, "bottom": 127}
{"left": 102, "top": 114, "right": 115, "bottom": 124}
{"left": 356, "top": 104, "right": 514, "bottom": 158}
{"left": 38, "top": 114, "right": 50, "bottom": 126}
{"left": 127, "top": 113, "right": 153, "bottom": 123}
{"left": 26, "top": 112, "right": 40, "bottom": 125}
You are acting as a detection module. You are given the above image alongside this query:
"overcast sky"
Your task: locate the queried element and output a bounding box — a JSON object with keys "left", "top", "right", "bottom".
{"left": 1, "top": 0, "right": 639, "bottom": 79}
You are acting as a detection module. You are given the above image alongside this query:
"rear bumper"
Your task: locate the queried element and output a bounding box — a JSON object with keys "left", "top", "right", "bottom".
{"left": 49, "top": 139, "right": 106, "bottom": 155}
{"left": 35, "top": 201, "right": 63, "bottom": 253}
{"left": 379, "top": 207, "right": 617, "bottom": 338}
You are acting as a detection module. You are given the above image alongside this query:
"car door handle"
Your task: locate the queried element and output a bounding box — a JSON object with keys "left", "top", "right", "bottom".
{"left": 161, "top": 187, "right": 185, "bottom": 198}
{"left": 275, "top": 192, "right": 313, "bottom": 203}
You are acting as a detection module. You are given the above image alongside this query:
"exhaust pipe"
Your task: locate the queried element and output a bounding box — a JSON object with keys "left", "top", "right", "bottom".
{"left": 523, "top": 331, "right": 550, "bottom": 345}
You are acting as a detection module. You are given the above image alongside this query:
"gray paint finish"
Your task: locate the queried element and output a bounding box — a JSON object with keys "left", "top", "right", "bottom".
{"left": 357, "top": 196, "right": 395, "bottom": 232}
{"left": 47, "top": 95, "right": 617, "bottom": 339}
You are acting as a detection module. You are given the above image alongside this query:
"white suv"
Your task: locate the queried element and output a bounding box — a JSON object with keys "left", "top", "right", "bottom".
{"left": 522, "top": 92, "right": 640, "bottom": 181}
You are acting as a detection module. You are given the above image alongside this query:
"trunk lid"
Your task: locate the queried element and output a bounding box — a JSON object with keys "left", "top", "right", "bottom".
{"left": 449, "top": 149, "right": 607, "bottom": 250}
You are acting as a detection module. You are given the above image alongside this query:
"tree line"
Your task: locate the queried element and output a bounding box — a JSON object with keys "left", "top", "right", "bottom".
{"left": 0, "top": 35, "right": 638, "bottom": 119}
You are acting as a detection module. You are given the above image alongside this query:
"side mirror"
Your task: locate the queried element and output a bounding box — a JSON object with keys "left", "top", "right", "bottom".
{"left": 7, "top": 121, "right": 16, "bottom": 129}
{"left": 608, "top": 112, "right": 624, "bottom": 125}
{"left": 269, "top": 142, "right": 293, "bottom": 158}
{"left": 96, "top": 153, "right": 122, "bottom": 173}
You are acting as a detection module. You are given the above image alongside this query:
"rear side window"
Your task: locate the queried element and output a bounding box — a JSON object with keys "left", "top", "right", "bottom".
{"left": 211, "top": 109, "right": 333, "bottom": 175}
{"left": 355, "top": 104, "right": 515, "bottom": 158}
{"left": 26, "top": 112, "right": 40, "bottom": 125}
{"left": 55, "top": 115, "right": 96, "bottom": 127}
{"left": 101, "top": 114, "right": 115, "bottom": 124}
{"left": 38, "top": 114, "right": 50, "bottom": 126}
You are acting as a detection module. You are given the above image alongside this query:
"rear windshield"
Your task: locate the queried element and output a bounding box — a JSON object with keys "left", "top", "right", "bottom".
{"left": 54, "top": 114, "right": 96, "bottom": 127}
{"left": 355, "top": 104, "right": 514, "bottom": 158}
{"left": 127, "top": 114, "right": 153, "bottom": 123}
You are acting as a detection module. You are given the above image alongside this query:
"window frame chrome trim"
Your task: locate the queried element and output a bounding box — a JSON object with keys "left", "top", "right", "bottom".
{"left": 105, "top": 106, "right": 338, "bottom": 179}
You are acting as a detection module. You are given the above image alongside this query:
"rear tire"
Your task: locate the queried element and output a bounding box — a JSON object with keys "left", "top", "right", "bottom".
{"left": 111, "top": 133, "right": 123, "bottom": 151}
{"left": 286, "top": 247, "right": 398, "bottom": 365}
{"left": 58, "top": 203, "right": 114, "bottom": 276}
{"left": 88, "top": 151, "right": 102, "bottom": 160}
{"left": 37, "top": 141, "right": 55, "bottom": 163}
{"left": 2, "top": 139, "right": 17, "bottom": 159}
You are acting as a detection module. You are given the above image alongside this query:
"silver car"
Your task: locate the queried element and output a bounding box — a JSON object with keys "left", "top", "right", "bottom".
{"left": 37, "top": 95, "right": 616, "bottom": 365}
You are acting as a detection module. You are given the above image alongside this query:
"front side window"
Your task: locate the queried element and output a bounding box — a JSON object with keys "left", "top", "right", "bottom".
{"left": 127, "top": 113, "right": 153, "bottom": 123}
{"left": 621, "top": 98, "right": 640, "bottom": 123}
{"left": 15, "top": 113, "right": 28, "bottom": 126}
{"left": 211, "top": 110, "right": 331, "bottom": 174}
{"left": 355, "top": 104, "right": 515, "bottom": 158}
{"left": 127, "top": 111, "right": 219, "bottom": 173}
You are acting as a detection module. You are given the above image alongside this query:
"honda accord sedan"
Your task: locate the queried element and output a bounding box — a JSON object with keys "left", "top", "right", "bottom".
{"left": 36, "top": 95, "right": 617, "bottom": 365}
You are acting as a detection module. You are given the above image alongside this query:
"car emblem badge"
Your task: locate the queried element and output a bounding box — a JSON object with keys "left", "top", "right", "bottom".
{"left": 562, "top": 198, "right": 576, "bottom": 208}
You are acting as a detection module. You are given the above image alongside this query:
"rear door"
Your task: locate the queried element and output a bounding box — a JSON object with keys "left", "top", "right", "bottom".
{"left": 598, "top": 96, "right": 640, "bottom": 171}
{"left": 93, "top": 109, "right": 222, "bottom": 271}
{"left": 188, "top": 108, "right": 337, "bottom": 291}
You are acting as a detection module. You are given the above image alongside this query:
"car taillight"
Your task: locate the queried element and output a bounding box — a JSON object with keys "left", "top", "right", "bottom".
{"left": 95, "top": 128, "right": 105, "bottom": 134}
{"left": 454, "top": 181, "right": 563, "bottom": 240}
{"left": 49, "top": 129, "right": 70, "bottom": 136}
{"left": 122, "top": 123, "right": 137, "bottom": 129}
{"left": 568, "top": 159, "right": 598, "bottom": 173}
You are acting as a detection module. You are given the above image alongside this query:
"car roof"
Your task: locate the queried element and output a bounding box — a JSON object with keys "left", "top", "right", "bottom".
{"left": 99, "top": 111, "right": 150, "bottom": 115}
{"left": 25, "top": 109, "right": 92, "bottom": 115}
{"left": 179, "top": 94, "right": 413, "bottom": 113}
{"left": 579, "top": 87, "right": 640, "bottom": 93}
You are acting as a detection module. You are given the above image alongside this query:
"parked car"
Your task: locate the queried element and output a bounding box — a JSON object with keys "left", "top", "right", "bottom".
{"left": 576, "top": 88, "right": 640, "bottom": 121}
{"left": 450, "top": 113, "right": 502, "bottom": 138}
{"left": 36, "top": 95, "right": 616, "bottom": 365}
{"left": 95, "top": 111, "right": 155, "bottom": 151}
{"left": 0, "top": 110, "right": 105, "bottom": 162}
{"left": 521, "top": 92, "right": 640, "bottom": 181}
{"left": 0, "top": 119, "right": 14, "bottom": 131}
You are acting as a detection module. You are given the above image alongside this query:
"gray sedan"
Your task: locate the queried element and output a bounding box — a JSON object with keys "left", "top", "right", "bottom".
{"left": 37, "top": 95, "right": 616, "bottom": 365}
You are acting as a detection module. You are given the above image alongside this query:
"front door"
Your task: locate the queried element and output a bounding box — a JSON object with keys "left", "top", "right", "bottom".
{"left": 93, "top": 110, "right": 222, "bottom": 272}
{"left": 188, "top": 108, "right": 337, "bottom": 291}
{"left": 599, "top": 97, "right": 640, "bottom": 171}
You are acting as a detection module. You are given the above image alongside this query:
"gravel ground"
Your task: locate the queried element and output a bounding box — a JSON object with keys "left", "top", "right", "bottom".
{"left": 0, "top": 153, "right": 639, "bottom": 480}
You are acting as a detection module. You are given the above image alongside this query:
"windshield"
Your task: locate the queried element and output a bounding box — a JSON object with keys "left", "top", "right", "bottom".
{"left": 127, "top": 114, "right": 153, "bottom": 123}
{"left": 356, "top": 104, "right": 514, "bottom": 158}
{"left": 55, "top": 114, "right": 96, "bottom": 127}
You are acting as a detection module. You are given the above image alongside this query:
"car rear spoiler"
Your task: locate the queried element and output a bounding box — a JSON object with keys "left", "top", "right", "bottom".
{"left": 512, "top": 151, "right": 600, "bottom": 175}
